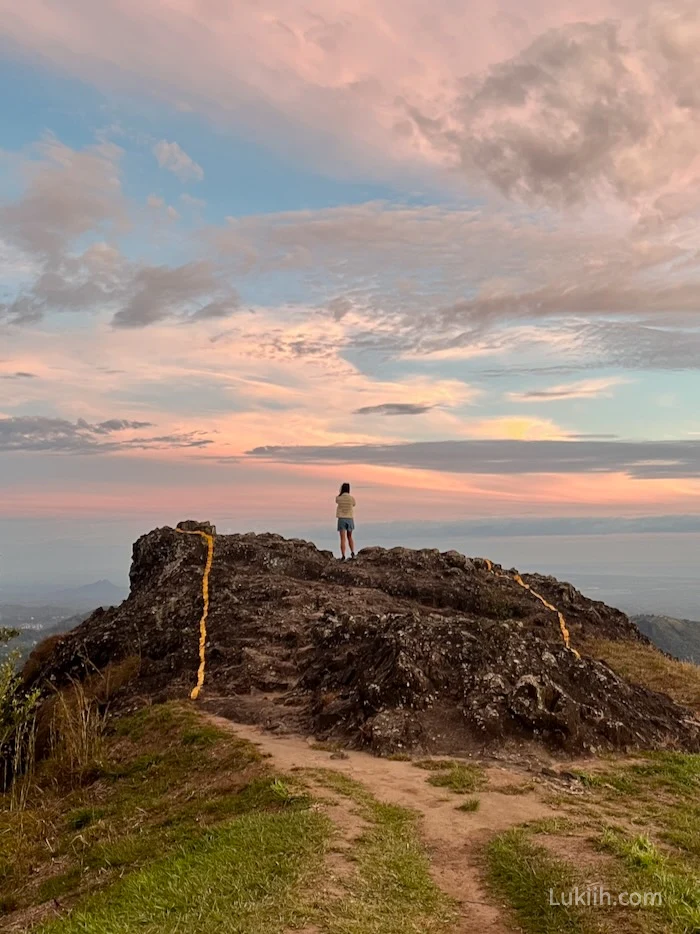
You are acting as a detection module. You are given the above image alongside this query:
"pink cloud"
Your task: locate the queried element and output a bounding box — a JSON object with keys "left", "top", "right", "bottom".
{"left": 0, "top": 0, "right": 665, "bottom": 192}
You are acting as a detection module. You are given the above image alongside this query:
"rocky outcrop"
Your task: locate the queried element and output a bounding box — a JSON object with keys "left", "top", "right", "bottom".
{"left": 24, "top": 524, "right": 700, "bottom": 756}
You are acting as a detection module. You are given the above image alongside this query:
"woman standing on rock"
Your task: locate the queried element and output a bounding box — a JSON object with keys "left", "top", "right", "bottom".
{"left": 336, "top": 482, "right": 356, "bottom": 560}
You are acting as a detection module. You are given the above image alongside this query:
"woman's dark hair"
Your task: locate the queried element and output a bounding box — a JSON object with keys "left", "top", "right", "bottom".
{"left": 339, "top": 482, "right": 351, "bottom": 494}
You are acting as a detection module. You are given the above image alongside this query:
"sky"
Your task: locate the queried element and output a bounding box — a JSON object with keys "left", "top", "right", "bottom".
{"left": 3, "top": 1, "right": 700, "bottom": 593}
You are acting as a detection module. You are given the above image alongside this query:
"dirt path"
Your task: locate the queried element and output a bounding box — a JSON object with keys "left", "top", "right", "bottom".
{"left": 205, "top": 714, "right": 559, "bottom": 934}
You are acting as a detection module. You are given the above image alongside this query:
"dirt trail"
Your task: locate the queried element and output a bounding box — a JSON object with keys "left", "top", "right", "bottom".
{"left": 206, "top": 714, "right": 558, "bottom": 934}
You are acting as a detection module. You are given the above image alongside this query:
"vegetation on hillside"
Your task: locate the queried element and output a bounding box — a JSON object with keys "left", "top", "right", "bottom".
{"left": 0, "top": 626, "right": 41, "bottom": 805}
{"left": 1, "top": 698, "right": 455, "bottom": 934}
{"left": 583, "top": 637, "right": 700, "bottom": 712}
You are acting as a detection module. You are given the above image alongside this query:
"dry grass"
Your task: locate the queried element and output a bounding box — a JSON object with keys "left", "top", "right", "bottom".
{"left": 34, "top": 658, "right": 140, "bottom": 762}
{"left": 455, "top": 798, "right": 480, "bottom": 813}
{"left": 582, "top": 638, "right": 700, "bottom": 712}
{"left": 48, "top": 680, "right": 109, "bottom": 783}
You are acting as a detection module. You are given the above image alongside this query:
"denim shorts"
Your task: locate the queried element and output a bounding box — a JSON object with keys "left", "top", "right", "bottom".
{"left": 337, "top": 518, "right": 355, "bottom": 532}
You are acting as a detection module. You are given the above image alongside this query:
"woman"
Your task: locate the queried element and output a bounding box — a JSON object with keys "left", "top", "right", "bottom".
{"left": 335, "top": 482, "right": 356, "bottom": 560}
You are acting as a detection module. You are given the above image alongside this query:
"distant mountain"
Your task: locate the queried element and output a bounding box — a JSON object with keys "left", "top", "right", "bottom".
{"left": 52, "top": 579, "right": 128, "bottom": 609}
{"left": 2, "top": 580, "right": 128, "bottom": 610}
{"left": 632, "top": 614, "right": 700, "bottom": 664}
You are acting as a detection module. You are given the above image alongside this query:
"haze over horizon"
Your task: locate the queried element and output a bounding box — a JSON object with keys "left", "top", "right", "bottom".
{"left": 3, "top": 1, "right": 700, "bottom": 617}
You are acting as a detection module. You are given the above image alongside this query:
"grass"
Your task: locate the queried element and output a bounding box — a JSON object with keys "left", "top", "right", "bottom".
{"left": 600, "top": 831, "right": 700, "bottom": 933}
{"left": 39, "top": 810, "right": 329, "bottom": 934}
{"left": 525, "top": 817, "right": 578, "bottom": 835}
{"left": 2, "top": 701, "right": 459, "bottom": 934}
{"left": 0, "top": 702, "right": 301, "bottom": 921}
{"left": 411, "top": 758, "right": 456, "bottom": 771}
{"left": 522, "top": 752, "right": 700, "bottom": 934}
{"left": 426, "top": 763, "right": 486, "bottom": 794}
{"left": 571, "top": 751, "right": 700, "bottom": 871}
{"left": 486, "top": 827, "right": 603, "bottom": 934}
{"left": 582, "top": 638, "right": 700, "bottom": 712}
{"left": 306, "top": 768, "right": 457, "bottom": 934}
{"left": 455, "top": 797, "right": 480, "bottom": 812}
{"left": 65, "top": 806, "right": 106, "bottom": 830}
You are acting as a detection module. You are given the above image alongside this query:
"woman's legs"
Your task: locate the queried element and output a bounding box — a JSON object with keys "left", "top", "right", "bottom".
{"left": 339, "top": 529, "right": 347, "bottom": 558}
{"left": 348, "top": 530, "right": 355, "bottom": 556}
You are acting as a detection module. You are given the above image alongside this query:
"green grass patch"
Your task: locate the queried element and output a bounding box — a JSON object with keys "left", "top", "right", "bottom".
{"left": 39, "top": 809, "right": 330, "bottom": 934}
{"left": 180, "top": 725, "right": 221, "bottom": 747}
{"left": 486, "top": 828, "right": 602, "bottom": 934}
{"left": 426, "top": 763, "right": 486, "bottom": 794}
{"left": 600, "top": 830, "right": 700, "bottom": 933}
{"left": 38, "top": 869, "right": 84, "bottom": 904}
{"left": 538, "top": 753, "right": 700, "bottom": 933}
{"left": 66, "top": 807, "right": 106, "bottom": 831}
{"left": 307, "top": 768, "right": 457, "bottom": 934}
{"left": 0, "top": 702, "right": 273, "bottom": 918}
{"left": 526, "top": 817, "right": 579, "bottom": 835}
{"left": 568, "top": 753, "right": 700, "bottom": 868}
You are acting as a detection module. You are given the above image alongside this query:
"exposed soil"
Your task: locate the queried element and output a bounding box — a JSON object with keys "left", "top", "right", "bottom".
{"left": 206, "top": 713, "right": 556, "bottom": 934}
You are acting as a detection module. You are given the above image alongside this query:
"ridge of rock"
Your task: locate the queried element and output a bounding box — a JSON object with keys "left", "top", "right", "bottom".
{"left": 25, "top": 524, "right": 700, "bottom": 756}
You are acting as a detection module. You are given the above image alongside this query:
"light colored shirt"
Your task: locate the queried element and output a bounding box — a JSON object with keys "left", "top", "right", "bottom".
{"left": 335, "top": 493, "right": 356, "bottom": 519}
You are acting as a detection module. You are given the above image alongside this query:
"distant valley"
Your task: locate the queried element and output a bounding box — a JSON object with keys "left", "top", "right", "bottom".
{"left": 0, "top": 579, "right": 128, "bottom": 610}
{"left": 0, "top": 579, "right": 127, "bottom": 662}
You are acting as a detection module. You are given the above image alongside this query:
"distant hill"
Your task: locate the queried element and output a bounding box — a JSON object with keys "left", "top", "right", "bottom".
{"left": 2, "top": 580, "right": 128, "bottom": 610}
{"left": 52, "top": 579, "right": 128, "bottom": 609}
{"left": 632, "top": 614, "right": 700, "bottom": 664}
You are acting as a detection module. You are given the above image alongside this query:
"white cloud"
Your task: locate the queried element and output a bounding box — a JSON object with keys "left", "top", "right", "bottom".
{"left": 152, "top": 140, "right": 204, "bottom": 183}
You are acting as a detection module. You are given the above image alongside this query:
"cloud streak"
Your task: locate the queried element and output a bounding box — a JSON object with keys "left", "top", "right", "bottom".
{"left": 353, "top": 402, "right": 436, "bottom": 416}
{"left": 0, "top": 139, "right": 239, "bottom": 328}
{"left": 0, "top": 135, "right": 124, "bottom": 260}
{"left": 507, "top": 377, "right": 628, "bottom": 402}
{"left": 247, "top": 438, "right": 700, "bottom": 480}
{"left": 0, "top": 416, "right": 212, "bottom": 453}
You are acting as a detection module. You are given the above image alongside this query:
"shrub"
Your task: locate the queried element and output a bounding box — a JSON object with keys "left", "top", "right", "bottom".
{"left": 0, "top": 629, "right": 41, "bottom": 808}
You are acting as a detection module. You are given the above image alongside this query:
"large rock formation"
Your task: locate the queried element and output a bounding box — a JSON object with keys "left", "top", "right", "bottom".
{"left": 25, "top": 524, "right": 700, "bottom": 756}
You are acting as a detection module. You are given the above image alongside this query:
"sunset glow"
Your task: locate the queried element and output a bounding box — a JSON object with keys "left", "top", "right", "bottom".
{"left": 2, "top": 0, "right": 700, "bottom": 536}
